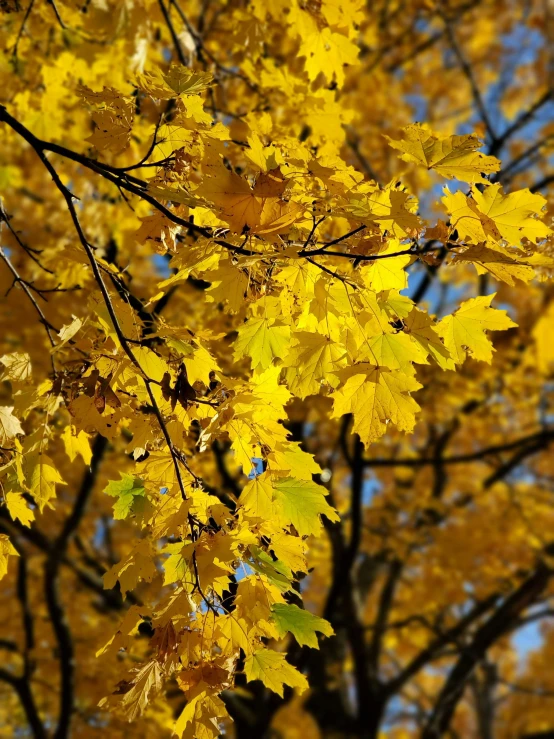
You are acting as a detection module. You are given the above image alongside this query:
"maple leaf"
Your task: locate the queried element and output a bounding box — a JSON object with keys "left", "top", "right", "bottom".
{"left": 162, "top": 542, "right": 190, "bottom": 586}
{"left": 62, "top": 426, "right": 93, "bottom": 465}
{"left": 138, "top": 450, "right": 192, "bottom": 494}
{"left": 83, "top": 89, "right": 135, "bottom": 155}
{"left": 271, "top": 603, "right": 334, "bottom": 648}
{"left": 55, "top": 316, "right": 84, "bottom": 352}
{"left": 471, "top": 184, "right": 552, "bottom": 246}
{"left": 403, "top": 308, "right": 455, "bottom": 370}
{"left": 23, "top": 451, "right": 66, "bottom": 512}
{"left": 206, "top": 262, "right": 249, "bottom": 313}
{"left": 331, "top": 365, "right": 422, "bottom": 446}
{"left": 271, "top": 476, "right": 339, "bottom": 536}
{"left": 249, "top": 545, "right": 293, "bottom": 592}
{"left": 366, "top": 331, "right": 429, "bottom": 370}
{"left": 233, "top": 317, "right": 291, "bottom": 372}
{"left": 240, "top": 473, "right": 275, "bottom": 521}
{"left": 138, "top": 66, "right": 213, "bottom": 99}
{"left": 299, "top": 18, "right": 359, "bottom": 87}
{"left": 69, "top": 395, "right": 119, "bottom": 439}
{"left": 250, "top": 365, "right": 293, "bottom": 408}
{"left": 246, "top": 133, "right": 284, "bottom": 173}
{"left": 269, "top": 532, "right": 308, "bottom": 574}
{"left": 0, "top": 406, "right": 24, "bottom": 443}
{"left": 361, "top": 240, "right": 413, "bottom": 292}
{"left": 436, "top": 293, "right": 517, "bottom": 364}
{"left": 5, "top": 491, "right": 34, "bottom": 527}
{"left": 443, "top": 185, "right": 552, "bottom": 247}
{"left": 283, "top": 332, "right": 346, "bottom": 398}
{"left": 451, "top": 244, "right": 536, "bottom": 285}
{"left": 442, "top": 188, "right": 501, "bottom": 243}
{"left": 135, "top": 212, "right": 181, "bottom": 251}
{"left": 104, "top": 473, "right": 146, "bottom": 520}
{"left": 244, "top": 649, "right": 309, "bottom": 697}
{"left": 386, "top": 124, "right": 500, "bottom": 183}
{"left": 197, "top": 169, "right": 303, "bottom": 236}
{"left": 0, "top": 352, "right": 32, "bottom": 381}
{"left": 349, "top": 189, "right": 421, "bottom": 239}
{"left": 173, "top": 683, "right": 228, "bottom": 739}
{"left": 99, "top": 659, "right": 163, "bottom": 722}
{"left": 215, "top": 613, "right": 251, "bottom": 654}
{"left": 103, "top": 540, "right": 158, "bottom": 599}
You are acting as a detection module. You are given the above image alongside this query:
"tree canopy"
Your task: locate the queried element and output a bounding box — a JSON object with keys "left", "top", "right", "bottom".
{"left": 0, "top": 0, "right": 554, "bottom": 737}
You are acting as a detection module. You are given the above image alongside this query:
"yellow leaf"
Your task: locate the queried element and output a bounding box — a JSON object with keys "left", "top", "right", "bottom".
{"left": 0, "top": 406, "right": 24, "bottom": 443}
{"left": 103, "top": 539, "right": 157, "bottom": 599}
{"left": 451, "top": 244, "right": 536, "bottom": 285}
{"left": 167, "top": 338, "right": 221, "bottom": 386}
{"left": 251, "top": 365, "right": 292, "bottom": 409}
{"left": 138, "top": 65, "right": 213, "bottom": 98}
{"left": 57, "top": 316, "right": 83, "bottom": 344}
{"left": 173, "top": 684, "right": 228, "bottom": 739}
{"left": 361, "top": 240, "right": 412, "bottom": 292}
{"left": 133, "top": 346, "right": 168, "bottom": 382}
{"left": 68, "top": 395, "right": 119, "bottom": 440}
{"left": 267, "top": 442, "right": 322, "bottom": 480}
{"left": 235, "top": 575, "right": 285, "bottom": 635}
{"left": 471, "top": 184, "right": 552, "bottom": 246}
{"left": 367, "top": 331, "right": 429, "bottom": 370}
{"left": 244, "top": 649, "right": 308, "bottom": 697}
{"left": 404, "top": 309, "right": 454, "bottom": 370}
{"left": 299, "top": 20, "right": 359, "bottom": 88}
{"left": 234, "top": 318, "right": 291, "bottom": 372}
{"left": 0, "top": 352, "right": 32, "bottom": 381}
{"left": 283, "top": 332, "right": 345, "bottom": 398}
{"left": 206, "top": 262, "right": 249, "bottom": 313}
{"left": 227, "top": 418, "right": 258, "bottom": 473}
{"left": 137, "top": 451, "right": 185, "bottom": 493}
{"left": 246, "top": 133, "right": 284, "bottom": 173}
{"left": 270, "top": 532, "right": 308, "bottom": 574}
{"left": 436, "top": 293, "right": 517, "bottom": 364}
{"left": 350, "top": 189, "right": 421, "bottom": 239}
{"left": 197, "top": 169, "right": 303, "bottom": 236}
{"left": 441, "top": 188, "right": 497, "bottom": 244}
{"left": 23, "top": 452, "right": 66, "bottom": 512}
{"left": 215, "top": 613, "right": 251, "bottom": 654}
{"left": 331, "top": 365, "right": 421, "bottom": 446}
{"left": 274, "top": 261, "right": 319, "bottom": 297}
{"left": 86, "top": 101, "right": 134, "bottom": 155}
{"left": 0, "top": 534, "right": 18, "bottom": 580}
{"left": 62, "top": 426, "right": 93, "bottom": 465}
{"left": 5, "top": 491, "right": 34, "bottom": 528}
{"left": 99, "top": 659, "right": 163, "bottom": 722}
{"left": 241, "top": 473, "right": 275, "bottom": 521}
{"left": 386, "top": 124, "right": 500, "bottom": 183}
{"left": 135, "top": 212, "right": 180, "bottom": 251}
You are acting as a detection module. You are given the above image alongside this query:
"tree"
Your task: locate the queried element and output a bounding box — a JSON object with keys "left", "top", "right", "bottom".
{"left": 0, "top": 0, "right": 553, "bottom": 737}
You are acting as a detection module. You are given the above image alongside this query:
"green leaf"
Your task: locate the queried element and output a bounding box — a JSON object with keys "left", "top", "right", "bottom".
{"left": 272, "top": 477, "right": 339, "bottom": 537}
{"left": 271, "top": 603, "right": 334, "bottom": 648}
{"left": 104, "top": 473, "right": 145, "bottom": 520}
{"left": 248, "top": 546, "right": 293, "bottom": 593}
